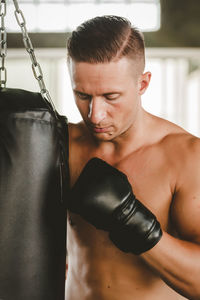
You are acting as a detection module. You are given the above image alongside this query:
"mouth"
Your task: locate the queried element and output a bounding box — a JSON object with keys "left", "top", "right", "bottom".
{"left": 92, "top": 127, "right": 109, "bottom": 133}
{"left": 87, "top": 123, "right": 111, "bottom": 133}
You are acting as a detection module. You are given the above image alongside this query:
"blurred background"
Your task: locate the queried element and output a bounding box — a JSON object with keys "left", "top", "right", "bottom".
{"left": 3, "top": 0, "right": 200, "bottom": 136}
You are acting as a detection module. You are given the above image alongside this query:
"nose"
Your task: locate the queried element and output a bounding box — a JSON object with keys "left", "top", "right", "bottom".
{"left": 88, "top": 98, "right": 107, "bottom": 124}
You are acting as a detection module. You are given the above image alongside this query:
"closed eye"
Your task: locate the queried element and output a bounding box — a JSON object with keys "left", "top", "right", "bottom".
{"left": 74, "top": 91, "right": 91, "bottom": 100}
{"left": 104, "top": 93, "right": 120, "bottom": 101}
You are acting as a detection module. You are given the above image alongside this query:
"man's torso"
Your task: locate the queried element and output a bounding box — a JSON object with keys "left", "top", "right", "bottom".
{"left": 65, "top": 117, "right": 193, "bottom": 300}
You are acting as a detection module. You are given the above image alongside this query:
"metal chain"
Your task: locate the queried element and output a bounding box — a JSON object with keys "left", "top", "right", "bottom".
{"left": 0, "top": 0, "right": 7, "bottom": 88}
{"left": 12, "top": 0, "right": 58, "bottom": 115}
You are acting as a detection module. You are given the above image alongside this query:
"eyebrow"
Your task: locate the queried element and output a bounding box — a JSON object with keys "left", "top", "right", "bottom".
{"left": 73, "top": 90, "right": 122, "bottom": 97}
{"left": 73, "top": 90, "right": 90, "bottom": 96}
{"left": 103, "top": 92, "right": 121, "bottom": 96}
{"left": 74, "top": 90, "right": 121, "bottom": 94}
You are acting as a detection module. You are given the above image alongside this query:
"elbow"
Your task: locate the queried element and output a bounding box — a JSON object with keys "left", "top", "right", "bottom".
{"left": 190, "top": 287, "right": 200, "bottom": 300}
{"left": 188, "top": 293, "right": 200, "bottom": 300}
{"left": 190, "top": 272, "right": 200, "bottom": 300}
{"left": 170, "top": 271, "right": 200, "bottom": 300}
{"left": 183, "top": 276, "right": 200, "bottom": 300}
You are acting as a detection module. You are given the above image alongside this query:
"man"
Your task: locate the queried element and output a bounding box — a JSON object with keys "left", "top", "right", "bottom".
{"left": 65, "top": 15, "right": 200, "bottom": 300}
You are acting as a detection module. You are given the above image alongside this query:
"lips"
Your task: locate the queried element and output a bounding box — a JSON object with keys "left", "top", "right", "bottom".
{"left": 93, "top": 127, "right": 109, "bottom": 133}
{"left": 87, "top": 123, "right": 111, "bottom": 133}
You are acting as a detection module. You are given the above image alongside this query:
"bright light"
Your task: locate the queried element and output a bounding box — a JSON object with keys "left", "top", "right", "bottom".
{"left": 6, "top": 0, "right": 160, "bottom": 32}
{"left": 66, "top": 2, "right": 160, "bottom": 32}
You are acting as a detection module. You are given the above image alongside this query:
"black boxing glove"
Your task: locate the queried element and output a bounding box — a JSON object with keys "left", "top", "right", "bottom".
{"left": 68, "top": 157, "right": 162, "bottom": 255}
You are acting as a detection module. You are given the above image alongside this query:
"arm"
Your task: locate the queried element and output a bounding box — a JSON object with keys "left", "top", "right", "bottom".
{"left": 141, "top": 139, "right": 200, "bottom": 300}
{"left": 142, "top": 232, "right": 200, "bottom": 299}
{"left": 68, "top": 145, "right": 200, "bottom": 299}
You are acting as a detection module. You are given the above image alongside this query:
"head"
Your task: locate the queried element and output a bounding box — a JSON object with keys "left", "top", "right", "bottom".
{"left": 67, "top": 15, "right": 151, "bottom": 141}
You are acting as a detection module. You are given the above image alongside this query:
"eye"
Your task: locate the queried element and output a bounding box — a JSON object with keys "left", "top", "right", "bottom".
{"left": 75, "top": 92, "right": 91, "bottom": 100}
{"left": 104, "top": 93, "right": 120, "bottom": 101}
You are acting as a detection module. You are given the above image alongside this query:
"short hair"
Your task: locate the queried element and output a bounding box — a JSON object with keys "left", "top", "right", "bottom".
{"left": 67, "top": 15, "right": 145, "bottom": 69}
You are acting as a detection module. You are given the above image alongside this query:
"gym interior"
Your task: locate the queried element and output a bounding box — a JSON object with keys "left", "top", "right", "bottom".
{"left": 4, "top": 0, "right": 200, "bottom": 137}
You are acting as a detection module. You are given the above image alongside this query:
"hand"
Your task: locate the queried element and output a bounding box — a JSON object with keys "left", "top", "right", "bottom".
{"left": 68, "top": 157, "right": 162, "bottom": 255}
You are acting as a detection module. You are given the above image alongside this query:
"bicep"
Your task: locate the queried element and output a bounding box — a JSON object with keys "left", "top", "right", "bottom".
{"left": 171, "top": 170, "right": 200, "bottom": 244}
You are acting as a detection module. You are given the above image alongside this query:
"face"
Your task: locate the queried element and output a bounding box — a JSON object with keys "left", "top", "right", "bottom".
{"left": 69, "top": 57, "right": 151, "bottom": 141}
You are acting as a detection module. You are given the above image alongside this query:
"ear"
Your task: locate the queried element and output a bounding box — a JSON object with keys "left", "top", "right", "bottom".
{"left": 138, "top": 72, "right": 151, "bottom": 95}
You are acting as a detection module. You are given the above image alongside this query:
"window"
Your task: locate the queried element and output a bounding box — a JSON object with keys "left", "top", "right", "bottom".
{"left": 7, "top": 0, "right": 160, "bottom": 32}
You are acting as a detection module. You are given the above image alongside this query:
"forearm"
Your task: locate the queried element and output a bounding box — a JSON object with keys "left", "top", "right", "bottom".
{"left": 141, "top": 231, "right": 200, "bottom": 300}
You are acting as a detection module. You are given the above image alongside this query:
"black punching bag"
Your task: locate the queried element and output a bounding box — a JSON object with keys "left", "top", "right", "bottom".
{"left": 0, "top": 88, "right": 69, "bottom": 300}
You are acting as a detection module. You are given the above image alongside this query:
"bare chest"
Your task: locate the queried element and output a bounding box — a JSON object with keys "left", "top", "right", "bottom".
{"left": 69, "top": 142, "right": 175, "bottom": 232}
{"left": 115, "top": 153, "right": 174, "bottom": 231}
{"left": 66, "top": 145, "right": 177, "bottom": 297}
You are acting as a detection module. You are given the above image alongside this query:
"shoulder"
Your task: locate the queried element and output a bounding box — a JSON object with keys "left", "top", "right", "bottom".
{"left": 160, "top": 122, "right": 200, "bottom": 168}
{"left": 68, "top": 121, "right": 92, "bottom": 162}
{"left": 68, "top": 121, "right": 87, "bottom": 142}
{"left": 67, "top": 122, "right": 97, "bottom": 186}
{"left": 152, "top": 115, "right": 200, "bottom": 162}
{"left": 68, "top": 121, "right": 96, "bottom": 151}
{"left": 170, "top": 138, "right": 200, "bottom": 243}
{"left": 67, "top": 122, "right": 87, "bottom": 186}
{"left": 160, "top": 123, "right": 200, "bottom": 242}
{"left": 149, "top": 115, "right": 200, "bottom": 185}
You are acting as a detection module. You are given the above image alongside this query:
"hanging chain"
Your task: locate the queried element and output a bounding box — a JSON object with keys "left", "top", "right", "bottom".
{"left": 0, "top": 0, "right": 7, "bottom": 88}
{"left": 12, "top": 0, "right": 58, "bottom": 115}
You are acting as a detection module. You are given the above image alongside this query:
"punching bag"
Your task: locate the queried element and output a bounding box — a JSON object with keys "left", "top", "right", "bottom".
{"left": 0, "top": 87, "right": 69, "bottom": 300}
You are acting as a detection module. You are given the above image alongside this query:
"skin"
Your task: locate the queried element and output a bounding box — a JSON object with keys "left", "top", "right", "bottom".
{"left": 65, "top": 57, "right": 200, "bottom": 300}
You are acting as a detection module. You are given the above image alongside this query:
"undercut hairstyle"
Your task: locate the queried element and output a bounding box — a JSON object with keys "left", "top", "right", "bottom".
{"left": 67, "top": 15, "right": 145, "bottom": 70}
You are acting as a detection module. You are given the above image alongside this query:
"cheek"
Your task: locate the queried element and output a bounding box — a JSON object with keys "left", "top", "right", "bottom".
{"left": 112, "top": 97, "right": 139, "bottom": 127}
{"left": 121, "top": 106, "right": 134, "bottom": 123}
{"left": 114, "top": 101, "right": 134, "bottom": 119}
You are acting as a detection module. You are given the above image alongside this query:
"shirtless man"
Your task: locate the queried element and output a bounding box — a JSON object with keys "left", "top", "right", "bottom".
{"left": 65, "top": 16, "right": 200, "bottom": 300}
